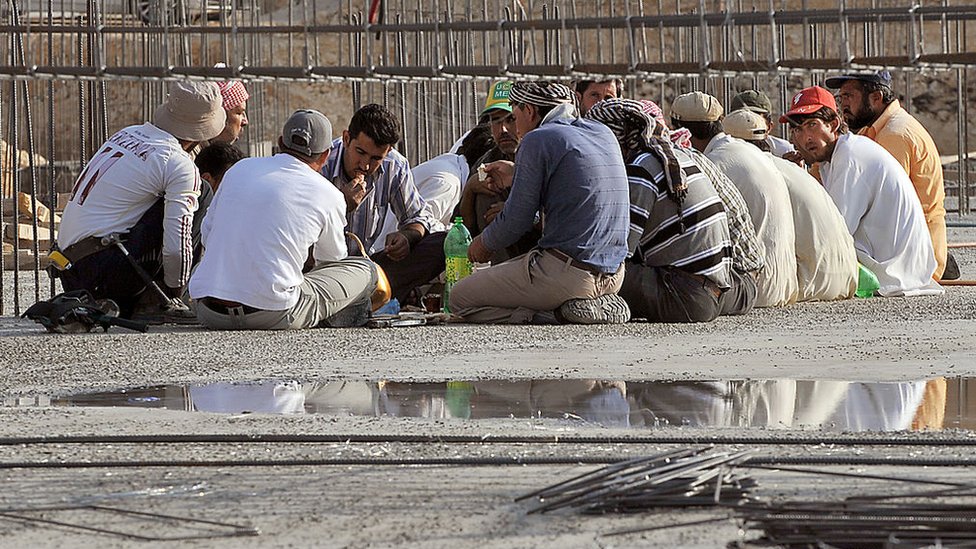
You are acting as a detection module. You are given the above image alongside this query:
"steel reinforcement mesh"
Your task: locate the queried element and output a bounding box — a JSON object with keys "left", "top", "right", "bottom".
{"left": 1, "top": 0, "right": 975, "bottom": 313}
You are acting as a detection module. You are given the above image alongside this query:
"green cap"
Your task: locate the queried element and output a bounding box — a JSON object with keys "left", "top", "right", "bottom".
{"left": 481, "top": 81, "right": 513, "bottom": 116}
{"left": 730, "top": 90, "right": 773, "bottom": 115}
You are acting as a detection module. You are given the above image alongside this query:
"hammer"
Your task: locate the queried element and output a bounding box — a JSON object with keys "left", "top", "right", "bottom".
{"left": 100, "top": 233, "right": 191, "bottom": 314}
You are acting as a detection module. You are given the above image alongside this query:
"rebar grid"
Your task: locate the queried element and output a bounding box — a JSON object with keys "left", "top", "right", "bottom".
{"left": 1, "top": 0, "right": 975, "bottom": 314}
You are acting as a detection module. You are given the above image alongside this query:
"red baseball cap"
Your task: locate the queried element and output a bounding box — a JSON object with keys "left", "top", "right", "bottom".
{"left": 779, "top": 86, "right": 837, "bottom": 124}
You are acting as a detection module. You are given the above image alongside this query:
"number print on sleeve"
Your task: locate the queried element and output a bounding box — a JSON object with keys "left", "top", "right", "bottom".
{"left": 69, "top": 146, "right": 125, "bottom": 206}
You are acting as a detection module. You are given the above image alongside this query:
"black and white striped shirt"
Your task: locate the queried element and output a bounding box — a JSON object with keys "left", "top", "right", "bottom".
{"left": 626, "top": 147, "right": 733, "bottom": 289}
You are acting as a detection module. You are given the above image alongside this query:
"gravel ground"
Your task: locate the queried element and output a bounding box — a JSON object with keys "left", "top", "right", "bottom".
{"left": 0, "top": 226, "right": 974, "bottom": 548}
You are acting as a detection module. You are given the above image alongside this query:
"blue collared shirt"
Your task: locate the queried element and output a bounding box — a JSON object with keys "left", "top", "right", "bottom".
{"left": 481, "top": 113, "right": 630, "bottom": 273}
{"left": 323, "top": 138, "right": 434, "bottom": 254}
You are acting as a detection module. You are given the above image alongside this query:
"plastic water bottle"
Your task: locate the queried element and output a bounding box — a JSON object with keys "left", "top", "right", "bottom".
{"left": 374, "top": 298, "right": 400, "bottom": 316}
{"left": 855, "top": 263, "right": 880, "bottom": 298}
{"left": 445, "top": 381, "right": 473, "bottom": 418}
{"left": 443, "top": 218, "right": 473, "bottom": 313}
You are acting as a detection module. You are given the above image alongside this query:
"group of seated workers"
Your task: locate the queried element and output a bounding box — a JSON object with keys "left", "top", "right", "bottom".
{"left": 50, "top": 71, "right": 951, "bottom": 330}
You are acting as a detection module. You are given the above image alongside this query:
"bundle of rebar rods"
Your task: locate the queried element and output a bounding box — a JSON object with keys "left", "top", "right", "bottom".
{"left": 518, "top": 447, "right": 756, "bottom": 515}
{"left": 739, "top": 500, "right": 976, "bottom": 548}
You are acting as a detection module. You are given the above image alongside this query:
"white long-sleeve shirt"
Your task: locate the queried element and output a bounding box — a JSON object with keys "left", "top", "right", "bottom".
{"left": 58, "top": 123, "right": 199, "bottom": 288}
{"left": 770, "top": 155, "right": 858, "bottom": 302}
{"left": 372, "top": 152, "right": 467, "bottom": 251}
{"left": 819, "top": 133, "right": 943, "bottom": 297}
{"left": 704, "top": 133, "right": 798, "bottom": 307}
{"left": 767, "top": 134, "right": 795, "bottom": 157}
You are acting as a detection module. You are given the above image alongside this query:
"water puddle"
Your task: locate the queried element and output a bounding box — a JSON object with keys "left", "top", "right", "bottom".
{"left": 19, "top": 377, "right": 976, "bottom": 432}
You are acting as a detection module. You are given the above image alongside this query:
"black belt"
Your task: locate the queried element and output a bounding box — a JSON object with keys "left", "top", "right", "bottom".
{"left": 200, "top": 297, "right": 261, "bottom": 315}
{"left": 60, "top": 236, "right": 114, "bottom": 264}
{"left": 544, "top": 248, "right": 618, "bottom": 276}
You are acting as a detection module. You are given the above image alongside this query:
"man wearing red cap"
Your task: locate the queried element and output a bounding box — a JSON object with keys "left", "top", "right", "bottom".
{"left": 782, "top": 86, "right": 943, "bottom": 297}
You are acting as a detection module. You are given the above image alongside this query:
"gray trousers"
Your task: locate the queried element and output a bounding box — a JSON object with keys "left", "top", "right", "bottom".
{"left": 619, "top": 263, "right": 756, "bottom": 323}
{"left": 448, "top": 249, "right": 624, "bottom": 324}
{"left": 619, "top": 263, "right": 722, "bottom": 323}
{"left": 719, "top": 269, "right": 757, "bottom": 317}
{"left": 196, "top": 257, "right": 376, "bottom": 330}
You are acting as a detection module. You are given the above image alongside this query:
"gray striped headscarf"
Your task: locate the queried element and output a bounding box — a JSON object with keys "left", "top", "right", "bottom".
{"left": 509, "top": 81, "right": 576, "bottom": 108}
{"left": 586, "top": 98, "right": 688, "bottom": 207}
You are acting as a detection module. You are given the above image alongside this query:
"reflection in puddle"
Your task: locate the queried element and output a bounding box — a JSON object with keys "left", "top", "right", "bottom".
{"left": 38, "top": 378, "right": 976, "bottom": 432}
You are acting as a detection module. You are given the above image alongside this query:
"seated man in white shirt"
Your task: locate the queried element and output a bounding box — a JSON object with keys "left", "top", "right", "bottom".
{"left": 723, "top": 109, "right": 858, "bottom": 302}
{"left": 55, "top": 81, "right": 225, "bottom": 318}
{"left": 782, "top": 86, "right": 943, "bottom": 297}
{"left": 189, "top": 109, "right": 377, "bottom": 330}
{"left": 373, "top": 124, "right": 494, "bottom": 249}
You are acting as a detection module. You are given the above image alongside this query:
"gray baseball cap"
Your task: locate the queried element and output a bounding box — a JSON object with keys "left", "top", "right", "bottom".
{"left": 280, "top": 109, "right": 332, "bottom": 157}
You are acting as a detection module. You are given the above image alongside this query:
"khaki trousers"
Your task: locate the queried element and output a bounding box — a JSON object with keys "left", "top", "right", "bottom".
{"left": 448, "top": 249, "right": 624, "bottom": 324}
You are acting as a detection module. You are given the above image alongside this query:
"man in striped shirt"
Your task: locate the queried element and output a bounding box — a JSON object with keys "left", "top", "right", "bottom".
{"left": 322, "top": 104, "right": 442, "bottom": 303}
{"left": 672, "top": 91, "right": 799, "bottom": 308}
{"left": 587, "top": 99, "right": 754, "bottom": 322}
{"left": 636, "top": 100, "right": 765, "bottom": 292}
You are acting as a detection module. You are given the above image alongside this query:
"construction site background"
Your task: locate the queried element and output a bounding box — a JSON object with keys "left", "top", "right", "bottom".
{"left": 0, "top": 0, "right": 974, "bottom": 284}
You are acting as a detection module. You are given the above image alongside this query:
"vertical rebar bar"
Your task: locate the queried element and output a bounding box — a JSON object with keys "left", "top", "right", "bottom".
{"left": 0, "top": 59, "right": 5, "bottom": 315}
{"left": 48, "top": 0, "right": 56, "bottom": 296}
{"left": 17, "top": 50, "right": 41, "bottom": 304}
{"left": 9, "top": 77, "right": 21, "bottom": 315}
{"left": 960, "top": 68, "right": 970, "bottom": 215}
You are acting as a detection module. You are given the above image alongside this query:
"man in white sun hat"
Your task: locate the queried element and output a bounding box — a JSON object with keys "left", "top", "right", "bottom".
{"left": 54, "top": 81, "right": 225, "bottom": 318}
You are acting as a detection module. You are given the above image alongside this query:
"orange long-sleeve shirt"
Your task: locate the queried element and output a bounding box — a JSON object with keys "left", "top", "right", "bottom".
{"left": 859, "top": 100, "right": 948, "bottom": 280}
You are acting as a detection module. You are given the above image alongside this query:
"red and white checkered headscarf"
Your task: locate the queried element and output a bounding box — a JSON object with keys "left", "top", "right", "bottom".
{"left": 217, "top": 80, "right": 249, "bottom": 111}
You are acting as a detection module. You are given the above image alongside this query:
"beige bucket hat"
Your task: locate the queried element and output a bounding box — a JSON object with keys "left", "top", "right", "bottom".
{"left": 153, "top": 81, "right": 226, "bottom": 142}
